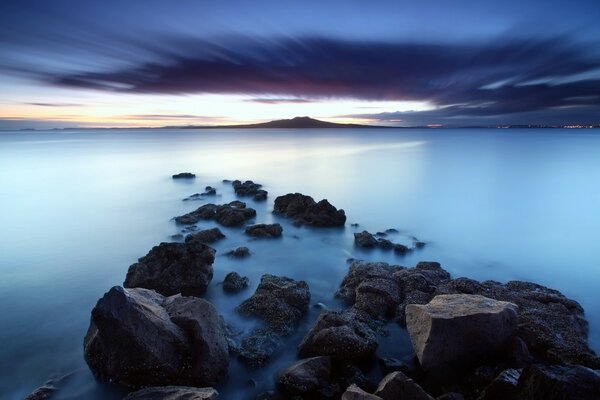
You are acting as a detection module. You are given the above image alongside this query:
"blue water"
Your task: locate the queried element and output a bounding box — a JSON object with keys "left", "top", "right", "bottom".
{"left": 1, "top": 128, "right": 599, "bottom": 399}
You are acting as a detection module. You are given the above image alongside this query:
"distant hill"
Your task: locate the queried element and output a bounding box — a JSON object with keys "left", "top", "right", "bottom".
{"left": 173, "top": 116, "right": 387, "bottom": 129}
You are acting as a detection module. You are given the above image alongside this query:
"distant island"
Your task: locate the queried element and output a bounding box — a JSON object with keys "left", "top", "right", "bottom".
{"left": 166, "top": 116, "right": 387, "bottom": 129}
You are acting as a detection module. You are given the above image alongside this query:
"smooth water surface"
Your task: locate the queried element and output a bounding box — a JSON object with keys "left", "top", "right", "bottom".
{"left": 1, "top": 128, "right": 599, "bottom": 399}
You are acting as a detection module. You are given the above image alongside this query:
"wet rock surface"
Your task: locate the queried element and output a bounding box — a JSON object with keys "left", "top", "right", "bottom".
{"left": 374, "top": 371, "right": 434, "bottom": 400}
{"left": 172, "top": 172, "right": 195, "bottom": 179}
{"left": 124, "top": 386, "right": 219, "bottom": 400}
{"left": 223, "top": 271, "right": 249, "bottom": 293}
{"left": 175, "top": 201, "right": 256, "bottom": 226}
{"left": 84, "top": 287, "right": 229, "bottom": 388}
{"left": 124, "top": 239, "right": 215, "bottom": 296}
{"left": 353, "top": 230, "right": 421, "bottom": 254}
{"left": 186, "top": 227, "right": 225, "bottom": 244}
{"left": 231, "top": 180, "right": 268, "bottom": 201}
{"left": 274, "top": 193, "right": 346, "bottom": 227}
{"left": 245, "top": 223, "right": 283, "bottom": 238}
{"left": 224, "top": 246, "right": 250, "bottom": 258}
{"left": 24, "top": 385, "right": 57, "bottom": 400}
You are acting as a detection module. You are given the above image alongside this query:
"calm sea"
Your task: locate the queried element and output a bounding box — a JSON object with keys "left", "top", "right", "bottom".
{"left": 1, "top": 128, "right": 599, "bottom": 399}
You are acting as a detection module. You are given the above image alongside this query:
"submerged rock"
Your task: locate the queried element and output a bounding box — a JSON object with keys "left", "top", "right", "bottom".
{"left": 186, "top": 227, "right": 225, "bottom": 244}
{"left": 124, "top": 239, "right": 215, "bottom": 296}
{"left": 405, "top": 294, "right": 518, "bottom": 373}
{"left": 245, "top": 223, "right": 283, "bottom": 238}
{"left": 175, "top": 201, "right": 256, "bottom": 226}
{"left": 223, "top": 272, "right": 249, "bottom": 293}
{"left": 224, "top": 246, "right": 250, "bottom": 258}
{"left": 172, "top": 172, "right": 195, "bottom": 179}
{"left": 273, "top": 193, "right": 346, "bottom": 227}
{"left": 84, "top": 287, "right": 228, "bottom": 388}
{"left": 124, "top": 386, "right": 219, "bottom": 400}
{"left": 24, "top": 385, "right": 57, "bottom": 400}
{"left": 277, "top": 356, "right": 332, "bottom": 395}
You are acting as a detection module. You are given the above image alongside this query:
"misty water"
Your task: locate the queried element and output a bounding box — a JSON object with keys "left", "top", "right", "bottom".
{"left": 1, "top": 128, "right": 600, "bottom": 399}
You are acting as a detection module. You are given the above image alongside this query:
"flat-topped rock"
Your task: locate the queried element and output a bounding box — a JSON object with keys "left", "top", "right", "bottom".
{"left": 124, "top": 240, "right": 215, "bottom": 296}
{"left": 185, "top": 227, "right": 225, "bottom": 244}
{"left": 245, "top": 223, "right": 283, "bottom": 238}
{"left": 124, "top": 386, "right": 219, "bottom": 400}
{"left": 172, "top": 172, "right": 195, "bottom": 179}
{"left": 406, "top": 294, "right": 518, "bottom": 373}
{"left": 274, "top": 193, "right": 346, "bottom": 227}
{"left": 175, "top": 201, "right": 256, "bottom": 226}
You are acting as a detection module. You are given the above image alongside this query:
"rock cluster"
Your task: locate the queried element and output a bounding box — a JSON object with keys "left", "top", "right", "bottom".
{"left": 274, "top": 193, "right": 346, "bottom": 227}
{"left": 124, "top": 238, "right": 215, "bottom": 296}
{"left": 232, "top": 179, "right": 268, "bottom": 201}
{"left": 353, "top": 230, "right": 420, "bottom": 254}
{"left": 175, "top": 201, "right": 256, "bottom": 226}
{"left": 84, "top": 287, "right": 229, "bottom": 388}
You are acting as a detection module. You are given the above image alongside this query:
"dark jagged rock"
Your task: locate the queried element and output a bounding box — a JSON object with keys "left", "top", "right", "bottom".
{"left": 24, "top": 385, "right": 57, "bottom": 400}
{"left": 405, "top": 294, "right": 518, "bottom": 374}
{"left": 480, "top": 368, "right": 521, "bottom": 400}
{"left": 183, "top": 193, "right": 202, "bottom": 201}
{"left": 172, "top": 172, "right": 195, "bottom": 179}
{"left": 238, "top": 275, "right": 310, "bottom": 334}
{"left": 374, "top": 371, "right": 435, "bottom": 400}
{"left": 342, "top": 384, "right": 382, "bottom": 399}
{"left": 175, "top": 201, "right": 256, "bottom": 226}
{"left": 516, "top": 364, "right": 600, "bottom": 400}
{"left": 378, "top": 357, "right": 414, "bottom": 376}
{"left": 124, "top": 386, "right": 219, "bottom": 400}
{"left": 245, "top": 223, "right": 283, "bottom": 238}
{"left": 385, "top": 228, "right": 399, "bottom": 233}
{"left": 84, "top": 287, "right": 229, "bottom": 388}
{"left": 277, "top": 356, "right": 332, "bottom": 395}
{"left": 224, "top": 246, "right": 250, "bottom": 258}
{"left": 298, "top": 310, "right": 378, "bottom": 362}
{"left": 124, "top": 240, "right": 215, "bottom": 296}
{"left": 393, "top": 244, "right": 410, "bottom": 254}
{"left": 223, "top": 272, "right": 249, "bottom": 293}
{"left": 254, "top": 189, "right": 268, "bottom": 201}
{"left": 186, "top": 227, "right": 225, "bottom": 244}
{"left": 354, "top": 230, "right": 414, "bottom": 254}
{"left": 237, "top": 328, "right": 283, "bottom": 368}
{"left": 231, "top": 180, "right": 268, "bottom": 201}
{"left": 354, "top": 231, "right": 378, "bottom": 248}
{"left": 204, "top": 186, "right": 216, "bottom": 196}
{"left": 273, "top": 193, "right": 346, "bottom": 227}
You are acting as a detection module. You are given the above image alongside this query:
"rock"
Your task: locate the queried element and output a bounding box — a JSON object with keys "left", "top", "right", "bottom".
{"left": 237, "top": 275, "right": 310, "bottom": 334}
{"left": 254, "top": 189, "right": 268, "bottom": 201}
{"left": 351, "top": 223, "right": 360, "bottom": 227}
{"left": 224, "top": 246, "right": 251, "bottom": 258}
{"left": 414, "top": 241, "right": 426, "bottom": 249}
{"left": 245, "top": 223, "right": 283, "bottom": 238}
{"left": 274, "top": 193, "right": 346, "bottom": 227}
{"left": 204, "top": 186, "right": 216, "bottom": 196}
{"left": 24, "top": 385, "right": 57, "bottom": 400}
{"left": 375, "top": 232, "right": 387, "bottom": 237}
{"left": 186, "top": 228, "right": 225, "bottom": 244}
{"left": 480, "top": 368, "right": 521, "bottom": 400}
{"left": 183, "top": 193, "right": 202, "bottom": 201}
{"left": 336, "top": 261, "right": 402, "bottom": 304}
{"left": 175, "top": 202, "right": 256, "bottom": 226}
{"left": 341, "top": 384, "right": 382, "bottom": 400}
{"left": 172, "top": 172, "right": 195, "bottom": 179}
{"left": 84, "top": 287, "right": 188, "bottom": 387}
{"left": 223, "top": 272, "right": 249, "bottom": 293}
{"left": 84, "top": 287, "right": 229, "bottom": 388}
{"left": 393, "top": 244, "right": 410, "bottom": 254}
{"left": 124, "top": 386, "right": 219, "bottom": 400}
{"left": 124, "top": 240, "right": 215, "bottom": 296}
{"left": 170, "top": 233, "right": 184, "bottom": 240}
{"left": 437, "top": 393, "right": 465, "bottom": 400}
{"left": 385, "top": 228, "right": 399, "bottom": 233}
{"left": 354, "top": 231, "right": 378, "bottom": 248}
{"left": 277, "top": 356, "right": 332, "bottom": 395}
{"left": 516, "top": 364, "right": 600, "bottom": 400}
{"left": 374, "top": 371, "right": 435, "bottom": 400}
{"left": 298, "top": 310, "right": 378, "bottom": 361}
{"left": 237, "top": 328, "right": 283, "bottom": 368}
{"left": 378, "top": 357, "right": 414, "bottom": 376}
{"left": 232, "top": 180, "right": 266, "bottom": 198}
{"left": 377, "top": 239, "right": 394, "bottom": 250}
{"left": 406, "top": 294, "right": 518, "bottom": 373}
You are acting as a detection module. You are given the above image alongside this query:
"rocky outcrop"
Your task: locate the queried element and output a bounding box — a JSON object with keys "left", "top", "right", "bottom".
{"left": 124, "top": 386, "right": 219, "bottom": 400}
{"left": 175, "top": 201, "right": 256, "bottom": 226}
{"left": 245, "top": 223, "right": 283, "bottom": 238}
{"left": 374, "top": 371, "right": 434, "bottom": 400}
{"left": 84, "top": 287, "right": 229, "bottom": 388}
{"left": 353, "top": 230, "right": 417, "bottom": 254}
{"left": 236, "top": 275, "right": 310, "bottom": 367}
{"left": 231, "top": 180, "right": 268, "bottom": 201}
{"left": 124, "top": 239, "right": 215, "bottom": 296}
{"left": 405, "top": 294, "right": 518, "bottom": 373}
{"left": 273, "top": 193, "right": 346, "bottom": 227}
{"left": 516, "top": 364, "right": 600, "bottom": 400}
{"left": 24, "top": 385, "right": 57, "bottom": 400}
{"left": 298, "top": 310, "right": 378, "bottom": 361}
{"left": 186, "top": 227, "right": 225, "bottom": 244}
{"left": 223, "top": 272, "right": 249, "bottom": 293}
{"left": 224, "top": 246, "right": 250, "bottom": 258}
{"left": 183, "top": 186, "right": 217, "bottom": 201}
{"left": 172, "top": 172, "right": 195, "bottom": 179}
{"left": 277, "top": 356, "right": 332, "bottom": 396}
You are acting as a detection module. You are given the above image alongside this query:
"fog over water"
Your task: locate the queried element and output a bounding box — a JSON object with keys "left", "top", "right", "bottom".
{"left": 1, "top": 128, "right": 599, "bottom": 399}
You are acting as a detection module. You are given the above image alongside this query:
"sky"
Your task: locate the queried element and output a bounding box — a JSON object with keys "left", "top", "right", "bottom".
{"left": 1, "top": 0, "right": 599, "bottom": 129}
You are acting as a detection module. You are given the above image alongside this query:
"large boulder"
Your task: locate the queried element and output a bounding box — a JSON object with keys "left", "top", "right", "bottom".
{"left": 406, "top": 294, "right": 518, "bottom": 373}
{"left": 124, "top": 386, "right": 219, "bottom": 400}
{"left": 298, "top": 310, "right": 378, "bottom": 362}
{"left": 516, "top": 364, "right": 600, "bottom": 400}
{"left": 245, "top": 223, "right": 283, "bottom": 238}
{"left": 374, "top": 371, "right": 434, "bottom": 400}
{"left": 124, "top": 240, "right": 215, "bottom": 296}
{"left": 84, "top": 287, "right": 229, "bottom": 387}
{"left": 237, "top": 275, "right": 310, "bottom": 334}
{"left": 273, "top": 193, "right": 346, "bottom": 227}
{"left": 277, "top": 356, "right": 332, "bottom": 395}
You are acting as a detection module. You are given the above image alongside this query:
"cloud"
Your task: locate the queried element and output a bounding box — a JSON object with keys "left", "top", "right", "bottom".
{"left": 6, "top": 34, "right": 600, "bottom": 123}
{"left": 24, "top": 102, "right": 83, "bottom": 107}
